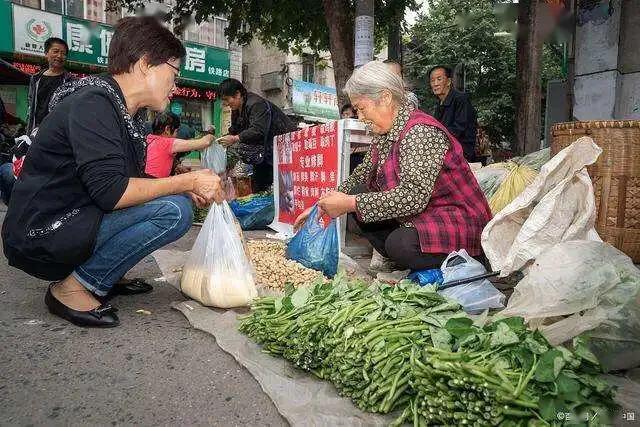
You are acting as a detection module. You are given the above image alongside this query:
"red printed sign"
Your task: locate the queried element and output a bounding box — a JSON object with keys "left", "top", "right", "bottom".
{"left": 275, "top": 122, "right": 340, "bottom": 225}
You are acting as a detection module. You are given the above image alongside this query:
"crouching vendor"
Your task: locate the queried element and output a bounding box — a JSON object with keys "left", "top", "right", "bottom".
{"left": 294, "top": 61, "right": 492, "bottom": 271}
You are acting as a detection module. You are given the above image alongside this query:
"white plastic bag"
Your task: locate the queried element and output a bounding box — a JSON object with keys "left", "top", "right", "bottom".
{"left": 482, "top": 137, "right": 602, "bottom": 276}
{"left": 439, "top": 250, "right": 505, "bottom": 314}
{"left": 201, "top": 143, "right": 227, "bottom": 174}
{"left": 502, "top": 240, "right": 640, "bottom": 372}
{"left": 181, "top": 201, "right": 258, "bottom": 308}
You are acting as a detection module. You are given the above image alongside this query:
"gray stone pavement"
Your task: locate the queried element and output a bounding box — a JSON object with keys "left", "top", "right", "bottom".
{"left": 0, "top": 209, "right": 286, "bottom": 426}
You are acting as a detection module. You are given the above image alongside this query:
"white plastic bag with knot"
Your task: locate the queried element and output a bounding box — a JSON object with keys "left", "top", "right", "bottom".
{"left": 181, "top": 201, "right": 257, "bottom": 308}
{"left": 482, "top": 137, "right": 602, "bottom": 276}
{"left": 439, "top": 250, "right": 505, "bottom": 314}
{"left": 201, "top": 143, "right": 227, "bottom": 174}
{"left": 502, "top": 240, "right": 640, "bottom": 372}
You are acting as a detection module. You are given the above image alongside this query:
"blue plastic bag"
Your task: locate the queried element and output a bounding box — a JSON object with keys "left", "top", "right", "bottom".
{"left": 229, "top": 195, "right": 275, "bottom": 230}
{"left": 286, "top": 205, "right": 338, "bottom": 278}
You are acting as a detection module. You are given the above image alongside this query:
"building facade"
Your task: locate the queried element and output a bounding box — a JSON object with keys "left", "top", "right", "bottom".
{"left": 241, "top": 39, "right": 339, "bottom": 124}
{"left": 0, "top": 0, "right": 242, "bottom": 137}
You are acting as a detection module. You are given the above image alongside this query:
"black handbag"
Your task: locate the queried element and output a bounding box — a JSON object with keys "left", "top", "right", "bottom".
{"left": 234, "top": 101, "right": 272, "bottom": 165}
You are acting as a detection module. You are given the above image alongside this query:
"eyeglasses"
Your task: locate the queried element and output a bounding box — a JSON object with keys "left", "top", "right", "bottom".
{"left": 165, "top": 62, "right": 181, "bottom": 80}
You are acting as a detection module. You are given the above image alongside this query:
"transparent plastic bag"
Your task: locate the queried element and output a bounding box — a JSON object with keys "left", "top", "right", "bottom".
{"left": 502, "top": 240, "right": 640, "bottom": 372}
{"left": 286, "top": 205, "right": 339, "bottom": 278}
{"left": 180, "top": 201, "right": 258, "bottom": 308}
{"left": 201, "top": 143, "right": 227, "bottom": 174}
{"left": 439, "top": 250, "right": 505, "bottom": 314}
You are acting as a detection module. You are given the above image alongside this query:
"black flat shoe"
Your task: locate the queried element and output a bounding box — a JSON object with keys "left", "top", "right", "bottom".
{"left": 112, "top": 278, "right": 153, "bottom": 296}
{"left": 45, "top": 284, "right": 120, "bottom": 328}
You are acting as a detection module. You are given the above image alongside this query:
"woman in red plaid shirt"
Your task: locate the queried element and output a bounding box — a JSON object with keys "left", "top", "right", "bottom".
{"left": 295, "top": 61, "right": 492, "bottom": 271}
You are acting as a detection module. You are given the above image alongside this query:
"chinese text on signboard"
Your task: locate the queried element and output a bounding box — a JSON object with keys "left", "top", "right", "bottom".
{"left": 275, "top": 122, "right": 339, "bottom": 225}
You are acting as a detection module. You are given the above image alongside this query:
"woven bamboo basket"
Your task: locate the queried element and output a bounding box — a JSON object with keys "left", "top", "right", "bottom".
{"left": 551, "top": 120, "right": 640, "bottom": 262}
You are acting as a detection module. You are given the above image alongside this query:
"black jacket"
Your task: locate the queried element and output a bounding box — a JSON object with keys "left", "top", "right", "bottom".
{"left": 229, "top": 92, "right": 297, "bottom": 165}
{"left": 26, "top": 69, "right": 73, "bottom": 134}
{"left": 3, "top": 79, "right": 141, "bottom": 280}
{"left": 433, "top": 89, "right": 477, "bottom": 162}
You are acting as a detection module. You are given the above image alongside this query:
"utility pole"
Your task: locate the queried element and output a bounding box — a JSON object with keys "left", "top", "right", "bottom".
{"left": 354, "top": 0, "right": 374, "bottom": 68}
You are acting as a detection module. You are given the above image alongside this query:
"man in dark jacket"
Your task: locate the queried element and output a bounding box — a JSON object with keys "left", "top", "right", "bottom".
{"left": 26, "top": 37, "right": 74, "bottom": 134}
{"left": 217, "top": 78, "right": 297, "bottom": 192}
{"left": 430, "top": 65, "right": 478, "bottom": 162}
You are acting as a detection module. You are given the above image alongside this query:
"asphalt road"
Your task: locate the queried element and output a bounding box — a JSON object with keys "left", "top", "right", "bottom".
{"left": 0, "top": 209, "right": 286, "bottom": 426}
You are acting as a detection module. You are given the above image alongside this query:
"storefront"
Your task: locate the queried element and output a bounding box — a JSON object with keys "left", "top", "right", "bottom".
{"left": 0, "top": 0, "right": 231, "bottom": 137}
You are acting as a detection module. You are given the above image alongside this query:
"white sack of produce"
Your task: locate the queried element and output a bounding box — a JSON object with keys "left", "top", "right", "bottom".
{"left": 482, "top": 137, "right": 602, "bottom": 276}
{"left": 502, "top": 240, "right": 640, "bottom": 372}
{"left": 181, "top": 201, "right": 257, "bottom": 308}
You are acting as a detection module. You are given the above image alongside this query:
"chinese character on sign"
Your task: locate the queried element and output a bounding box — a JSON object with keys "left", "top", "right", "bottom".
{"left": 329, "top": 171, "right": 336, "bottom": 183}
{"left": 67, "top": 23, "right": 93, "bottom": 54}
{"left": 222, "top": 70, "right": 229, "bottom": 77}
{"left": 310, "top": 155, "right": 317, "bottom": 168}
{"left": 317, "top": 154, "right": 323, "bottom": 167}
{"left": 100, "top": 29, "right": 113, "bottom": 58}
{"left": 185, "top": 47, "right": 206, "bottom": 73}
{"left": 623, "top": 412, "right": 636, "bottom": 421}
{"left": 215, "top": 67, "right": 222, "bottom": 76}
{"left": 320, "top": 171, "right": 326, "bottom": 182}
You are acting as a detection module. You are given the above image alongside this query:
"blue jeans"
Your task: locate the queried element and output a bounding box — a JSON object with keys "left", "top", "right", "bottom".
{"left": 0, "top": 162, "right": 15, "bottom": 205}
{"left": 72, "top": 194, "right": 193, "bottom": 296}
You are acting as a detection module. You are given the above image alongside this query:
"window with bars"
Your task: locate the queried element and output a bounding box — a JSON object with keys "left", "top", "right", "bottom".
{"left": 302, "top": 54, "right": 316, "bottom": 83}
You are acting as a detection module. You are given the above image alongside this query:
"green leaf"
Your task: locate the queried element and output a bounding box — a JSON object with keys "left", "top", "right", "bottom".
{"left": 492, "top": 316, "right": 526, "bottom": 334}
{"left": 274, "top": 297, "right": 283, "bottom": 313}
{"left": 557, "top": 373, "right": 581, "bottom": 402}
{"left": 282, "top": 296, "right": 294, "bottom": 312}
{"left": 445, "top": 317, "right": 474, "bottom": 338}
{"left": 539, "top": 396, "right": 562, "bottom": 421}
{"left": 490, "top": 322, "right": 520, "bottom": 347}
{"left": 535, "top": 349, "right": 565, "bottom": 382}
{"left": 429, "top": 326, "right": 452, "bottom": 350}
{"left": 523, "top": 335, "right": 548, "bottom": 354}
{"left": 284, "top": 282, "right": 295, "bottom": 296}
{"left": 366, "top": 309, "right": 381, "bottom": 322}
{"left": 290, "top": 286, "right": 311, "bottom": 308}
{"left": 573, "top": 337, "right": 600, "bottom": 366}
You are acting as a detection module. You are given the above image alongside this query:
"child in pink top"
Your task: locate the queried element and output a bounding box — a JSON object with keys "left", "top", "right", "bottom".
{"left": 145, "top": 112, "right": 216, "bottom": 178}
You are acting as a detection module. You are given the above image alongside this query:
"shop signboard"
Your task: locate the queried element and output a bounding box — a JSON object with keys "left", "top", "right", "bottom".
{"left": 271, "top": 121, "right": 341, "bottom": 233}
{"left": 180, "top": 42, "right": 230, "bottom": 85}
{"left": 9, "top": 4, "right": 230, "bottom": 85}
{"left": 13, "top": 4, "right": 63, "bottom": 56}
{"left": 292, "top": 80, "right": 339, "bottom": 120}
{"left": 63, "top": 16, "right": 113, "bottom": 66}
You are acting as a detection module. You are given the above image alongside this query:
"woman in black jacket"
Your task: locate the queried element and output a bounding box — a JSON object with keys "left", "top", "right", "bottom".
{"left": 217, "top": 79, "right": 297, "bottom": 192}
{"left": 2, "top": 17, "right": 224, "bottom": 328}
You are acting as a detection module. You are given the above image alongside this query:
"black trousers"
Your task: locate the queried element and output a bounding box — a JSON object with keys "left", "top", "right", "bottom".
{"left": 251, "top": 161, "right": 273, "bottom": 193}
{"left": 353, "top": 215, "right": 447, "bottom": 271}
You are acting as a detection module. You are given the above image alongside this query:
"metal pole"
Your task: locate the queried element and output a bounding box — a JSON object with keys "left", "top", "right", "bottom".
{"left": 354, "top": 0, "right": 375, "bottom": 68}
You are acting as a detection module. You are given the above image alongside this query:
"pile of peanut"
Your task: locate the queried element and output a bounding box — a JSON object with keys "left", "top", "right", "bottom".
{"left": 247, "top": 239, "right": 325, "bottom": 290}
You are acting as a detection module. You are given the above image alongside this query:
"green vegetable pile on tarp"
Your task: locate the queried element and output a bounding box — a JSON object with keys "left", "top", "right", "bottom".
{"left": 239, "top": 276, "right": 618, "bottom": 426}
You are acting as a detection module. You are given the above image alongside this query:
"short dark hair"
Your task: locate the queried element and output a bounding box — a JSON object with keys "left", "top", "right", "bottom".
{"left": 44, "top": 37, "right": 68, "bottom": 54}
{"left": 217, "top": 78, "right": 247, "bottom": 98}
{"left": 152, "top": 111, "right": 181, "bottom": 134}
{"left": 429, "top": 65, "right": 453, "bottom": 78}
{"left": 108, "top": 16, "right": 186, "bottom": 75}
{"left": 341, "top": 103, "right": 355, "bottom": 115}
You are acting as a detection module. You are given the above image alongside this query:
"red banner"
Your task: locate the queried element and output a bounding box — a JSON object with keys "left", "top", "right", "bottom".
{"left": 275, "top": 122, "right": 339, "bottom": 225}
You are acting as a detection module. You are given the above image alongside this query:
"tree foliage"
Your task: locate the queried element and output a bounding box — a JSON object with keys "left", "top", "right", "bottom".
{"left": 406, "top": 0, "right": 562, "bottom": 147}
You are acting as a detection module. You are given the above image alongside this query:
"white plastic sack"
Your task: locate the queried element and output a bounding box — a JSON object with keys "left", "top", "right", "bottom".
{"left": 482, "top": 137, "right": 602, "bottom": 276}
{"left": 201, "top": 143, "right": 227, "bottom": 174}
{"left": 180, "top": 201, "right": 258, "bottom": 308}
{"left": 439, "top": 250, "right": 505, "bottom": 314}
{"left": 502, "top": 240, "right": 640, "bottom": 372}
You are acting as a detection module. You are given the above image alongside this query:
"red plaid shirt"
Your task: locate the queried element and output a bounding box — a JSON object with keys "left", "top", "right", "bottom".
{"left": 368, "top": 110, "right": 491, "bottom": 256}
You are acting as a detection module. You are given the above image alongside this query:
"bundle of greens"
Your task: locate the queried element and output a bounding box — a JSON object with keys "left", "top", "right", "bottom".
{"left": 239, "top": 277, "right": 619, "bottom": 426}
{"left": 396, "top": 317, "right": 617, "bottom": 426}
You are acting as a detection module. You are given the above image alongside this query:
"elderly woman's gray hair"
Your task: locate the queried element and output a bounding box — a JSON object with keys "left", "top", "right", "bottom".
{"left": 344, "top": 61, "right": 407, "bottom": 104}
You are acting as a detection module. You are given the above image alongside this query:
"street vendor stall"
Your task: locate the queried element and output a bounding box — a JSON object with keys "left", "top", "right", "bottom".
{"left": 269, "top": 118, "right": 373, "bottom": 256}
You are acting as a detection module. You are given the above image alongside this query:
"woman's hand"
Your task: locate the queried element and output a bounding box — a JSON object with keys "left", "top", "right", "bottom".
{"left": 187, "top": 191, "right": 208, "bottom": 208}
{"left": 293, "top": 206, "right": 314, "bottom": 232}
{"left": 218, "top": 134, "right": 240, "bottom": 148}
{"left": 318, "top": 191, "right": 356, "bottom": 218}
{"left": 190, "top": 169, "right": 225, "bottom": 204}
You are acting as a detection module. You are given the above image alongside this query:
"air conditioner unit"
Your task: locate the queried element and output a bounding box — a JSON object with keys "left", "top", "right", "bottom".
{"left": 261, "top": 71, "right": 284, "bottom": 92}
